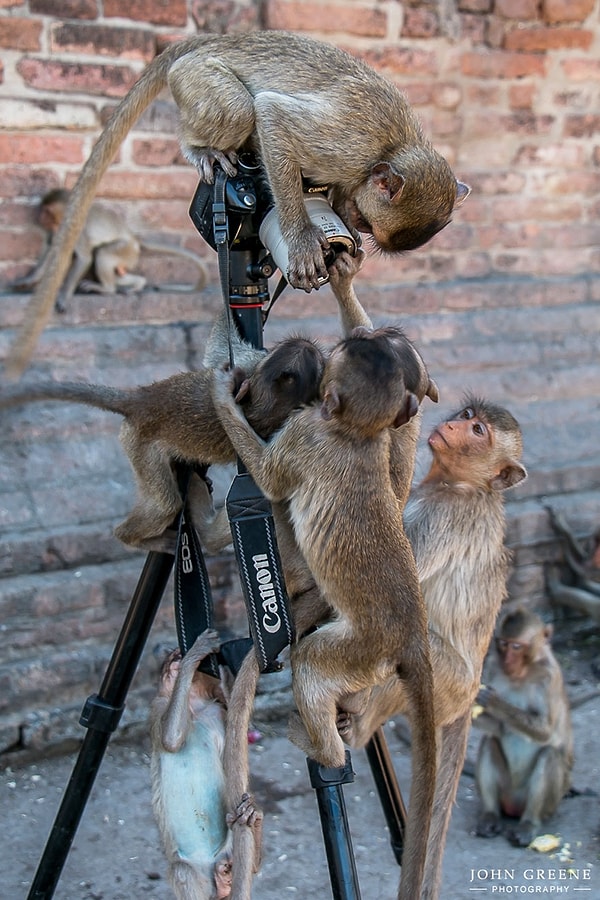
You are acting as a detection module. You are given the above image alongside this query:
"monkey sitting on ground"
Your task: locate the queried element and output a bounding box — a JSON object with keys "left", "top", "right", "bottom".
{"left": 473, "top": 606, "right": 573, "bottom": 847}
{"left": 336, "top": 392, "right": 527, "bottom": 900}
{"left": 10, "top": 188, "right": 208, "bottom": 311}
{"left": 211, "top": 326, "right": 437, "bottom": 900}
{"left": 151, "top": 628, "right": 263, "bottom": 900}
{"left": 5, "top": 30, "right": 469, "bottom": 376}
{"left": 545, "top": 506, "right": 600, "bottom": 624}
{"left": 0, "top": 325, "right": 325, "bottom": 548}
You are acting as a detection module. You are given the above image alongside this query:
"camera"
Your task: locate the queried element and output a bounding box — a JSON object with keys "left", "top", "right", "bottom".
{"left": 189, "top": 152, "right": 356, "bottom": 286}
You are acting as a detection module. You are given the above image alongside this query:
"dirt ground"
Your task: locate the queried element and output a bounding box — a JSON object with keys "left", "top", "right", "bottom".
{"left": 2, "top": 638, "right": 599, "bottom": 900}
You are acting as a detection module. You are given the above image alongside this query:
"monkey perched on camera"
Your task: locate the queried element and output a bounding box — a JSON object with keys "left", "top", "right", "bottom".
{"left": 212, "top": 326, "right": 437, "bottom": 900}
{"left": 338, "top": 392, "right": 527, "bottom": 900}
{"left": 473, "top": 606, "right": 573, "bottom": 848}
{"left": 10, "top": 188, "right": 208, "bottom": 311}
{"left": 5, "top": 30, "right": 469, "bottom": 377}
{"left": 151, "top": 628, "right": 263, "bottom": 900}
{"left": 0, "top": 328, "right": 325, "bottom": 548}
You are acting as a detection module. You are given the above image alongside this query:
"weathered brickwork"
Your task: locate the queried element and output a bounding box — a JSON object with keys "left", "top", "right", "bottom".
{"left": 0, "top": 1, "right": 598, "bottom": 756}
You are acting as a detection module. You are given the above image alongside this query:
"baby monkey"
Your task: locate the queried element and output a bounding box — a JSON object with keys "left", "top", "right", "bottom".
{"left": 212, "top": 327, "right": 437, "bottom": 900}
{"left": 151, "top": 629, "right": 263, "bottom": 900}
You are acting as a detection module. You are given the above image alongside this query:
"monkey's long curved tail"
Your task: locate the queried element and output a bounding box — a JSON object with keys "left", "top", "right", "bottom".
{"left": 397, "top": 662, "right": 437, "bottom": 900}
{"left": 223, "top": 650, "right": 261, "bottom": 900}
{"left": 3, "top": 38, "right": 200, "bottom": 379}
{"left": 0, "top": 380, "right": 133, "bottom": 416}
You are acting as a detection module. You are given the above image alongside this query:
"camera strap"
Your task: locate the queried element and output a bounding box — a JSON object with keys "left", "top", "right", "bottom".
{"left": 173, "top": 466, "right": 220, "bottom": 678}
{"left": 213, "top": 168, "right": 235, "bottom": 368}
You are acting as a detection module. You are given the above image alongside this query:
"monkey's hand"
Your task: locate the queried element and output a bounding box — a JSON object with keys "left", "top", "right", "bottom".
{"left": 188, "top": 147, "right": 238, "bottom": 183}
{"left": 286, "top": 224, "right": 331, "bottom": 292}
{"left": 183, "top": 628, "right": 221, "bottom": 668}
{"left": 327, "top": 249, "right": 364, "bottom": 287}
{"left": 226, "top": 793, "right": 263, "bottom": 830}
{"left": 475, "top": 685, "right": 497, "bottom": 708}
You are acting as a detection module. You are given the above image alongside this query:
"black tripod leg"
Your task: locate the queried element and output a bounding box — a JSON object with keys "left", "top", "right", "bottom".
{"left": 364, "top": 727, "right": 407, "bottom": 866}
{"left": 27, "top": 550, "right": 174, "bottom": 900}
{"left": 307, "top": 750, "right": 362, "bottom": 900}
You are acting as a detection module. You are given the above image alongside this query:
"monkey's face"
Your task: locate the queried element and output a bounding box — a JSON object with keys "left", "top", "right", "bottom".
{"left": 348, "top": 158, "right": 469, "bottom": 254}
{"left": 496, "top": 636, "right": 533, "bottom": 680}
{"left": 159, "top": 648, "right": 182, "bottom": 696}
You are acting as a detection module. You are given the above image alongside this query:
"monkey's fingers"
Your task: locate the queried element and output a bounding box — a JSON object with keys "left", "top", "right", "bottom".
{"left": 187, "top": 628, "right": 221, "bottom": 660}
{"left": 287, "top": 228, "right": 330, "bottom": 292}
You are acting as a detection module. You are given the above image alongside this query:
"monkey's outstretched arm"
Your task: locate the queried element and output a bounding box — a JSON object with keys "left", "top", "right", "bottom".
{"left": 327, "top": 250, "right": 372, "bottom": 335}
{"left": 160, "top": 629, "right": 221, "bottom": 752}
{"left": 476, "top": 686, "right": 553, "bottom": 743}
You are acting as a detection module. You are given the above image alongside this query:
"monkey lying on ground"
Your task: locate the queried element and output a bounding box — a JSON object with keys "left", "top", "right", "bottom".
{"left": 151, "top": 628, "right": 263, "bottom": 900}
{"left": 5, "top": 30, "right": 469, "bottom": 376}
{"left": 0, "top": 326, "right": 325, "bottom": 548}
{"left": 337, "top": 391, "right": 527, "bottom": 900}
{"left": 212, "top": 326, "right": 437, "bottom": 900}
{"left": 10, "top": 189, "right": 209, "bottom": 311}
{"left": 473, "top": 606, "right": 573, "bottom": 847}
{"left": 545, "top": 506, "right": 600, "bottom": 624}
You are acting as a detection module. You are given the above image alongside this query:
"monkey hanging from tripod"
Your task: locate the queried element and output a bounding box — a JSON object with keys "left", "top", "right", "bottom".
{"left": 9, "top": 188, "right": 209, "bottom": 311}
{"left": 150, "top": 628, "right": 263, "bottom": 900}
{"left": 5, "top": 30, "right": 469, "bottom": 376}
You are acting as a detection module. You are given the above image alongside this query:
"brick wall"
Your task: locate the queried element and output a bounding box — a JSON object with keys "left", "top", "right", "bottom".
{"left": 0, "top": 1, "right": 599, "bottom": 757}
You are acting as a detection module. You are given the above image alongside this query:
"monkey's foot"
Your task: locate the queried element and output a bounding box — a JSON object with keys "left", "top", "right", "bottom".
{"left": 227, "top": 793, "right": 263, "bottom": 830}
{"left": 506, "top": 820, "right": 536, "bottom": 848}
{"left": 287, "top": 711, "right": 346, "bottom": 769}
{"left": 191, "top": 148, "right": 238, "bottom": 183}
{"left": 475, "top": 812, "right": 503, "bottom": 838}
{"left": 187, "top": 629, "right": 221, "bottom": 662}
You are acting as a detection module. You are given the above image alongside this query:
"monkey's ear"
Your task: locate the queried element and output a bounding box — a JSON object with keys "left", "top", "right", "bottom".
{"left": 232, "top": 369, "right": 251, "bottom": 404}
{"left": 371, "top": 163, "right": 405, "bottom": 202}
{"left": 321, "top": 387, "right": 341, "bottom": 420}
{"left": 489, "top": 460, "right": 527, "bottom": 492}
{"left": 427, "top": 377, "right": 440, "bottom": 403}
{"left": 455, "top": 181, "right": 471, "bottom": 205}
{"left": 393, "top": 392, "right": 419, "bottom": 428}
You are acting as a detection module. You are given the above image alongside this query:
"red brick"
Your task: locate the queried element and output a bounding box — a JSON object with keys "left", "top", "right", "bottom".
{"left": 564, "top": 115, "right": 600, "bottom": 138}
{"left": 0, "top": 17, "right": 42, "bottom": 51}
{"left": 485, "top": 16, "right": 507, "bottom": 49}
{"left": 542, "top": 0, "right": 594, "bottom": 24}
{"left": 509, "top": 83, "right": 536, "bottom": 108}
{"left": 432, "top": 83, "right": 463, "bottom": 110}
{"left": 514, "top": 143, "right": 585, "bottom": 168}
{"left": 30, "top": 0, "right": 98, "bottom": 16}
{"left": 402, "top": 8, "right": 439, "bottom": 38}
{"left": 138, "top": 199, "right": 194, "bottom": 231}
{"left": 0, "top": 167, "right": 59, "bottom": 199}
{"left": 504, "top": 25, "right": 593, "bottom": 51}
{"left": 0, "top": 134, "right": 86, "bottom": 165}
{"left": 67, "top": 170, "right": 199, "bottom": 200}
{"left": 495, "top": 0, "right": 540, "bottom": 18}
{"left": 17, "top": 58, "right": 139, "bottom": 98}
{"left": 460, "top": 13, "right": 487, "bottom": 44}
{"left": 458, "top": 0, "right": 492, "bottom": 11}
{"left": 359, "top": 45, "right": 438, "bottom": 78}
{"left": 51, "top": 23, "right": 156, "bottom": 61}
{"left": 264, "top": 1, "right": 387, "bottom": 37}
{"left": 104, "top": 0, "right": 187, "bottom": 26}
{"left": 504, "top": 111, "right": 554, "bottom": 134}
{"left": 131, "top": 138, "right": 186, "bottom": 167}
{"left": 190, "top": 0, "right": 260, "bottom": 34}
{"left": 561, "top": 58, "right": 600, "bottom": 81}
{"left": 0, "top": 229, "right": 44, "bottom": 262}
{"left": 461, "top": 49, "right": 546, "bottom": 78}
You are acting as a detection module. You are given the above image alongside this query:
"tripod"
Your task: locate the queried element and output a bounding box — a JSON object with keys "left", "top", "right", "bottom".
{"left": 26, "top": 164, "right": 408, "bottom": 900}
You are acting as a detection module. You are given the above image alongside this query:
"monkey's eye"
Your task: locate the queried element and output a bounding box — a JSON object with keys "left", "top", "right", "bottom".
{"left": 496, "top": 639, "right": 525, "bottom": 652}
{"left": 460, "top": 407, "right": 475, "bottom": 420}
{"left": 472, "top": 421, "right": 486, "bottom": 436}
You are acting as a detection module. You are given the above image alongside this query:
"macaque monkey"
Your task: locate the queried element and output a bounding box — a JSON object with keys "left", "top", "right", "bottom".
{"left": 5, "top": 30, "right": 469, "bottom": 376}
{"left": 473, "top": 606, "right": 573, "bottom": 847}
{"left": 546, "top": 506, "right": 600, "bottom": 623}
{"left": 151, "top": 628, "right": 263, "bottom": 899}
{"left": 0, "top": 330, "right": 325, "bottom": 548}
{"left": 211, "top": 327, "right": 437, "bottom": 900}
{"left": 338, "top": 392, "right": 527, "bottom": 900}
{"left": 10, "top": 188, "right": 208, "bottom": 311}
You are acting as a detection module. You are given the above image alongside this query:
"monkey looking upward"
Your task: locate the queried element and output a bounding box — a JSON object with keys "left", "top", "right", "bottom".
{"left": 474, "top": 606, "right": 573, "bottom": 847}
{"left": 5, "top": 30, "right": 469, "bottom": 376}
{"left": 338, "top": 394, "right": 527, "bottom": 900}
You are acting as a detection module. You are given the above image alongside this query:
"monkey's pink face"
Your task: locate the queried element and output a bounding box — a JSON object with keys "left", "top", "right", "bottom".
{"left": 159, "top": 649, "right": 182, "bottom": 695}
{"left": 428, "top": 407, "right": 491, "bottom": 458}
